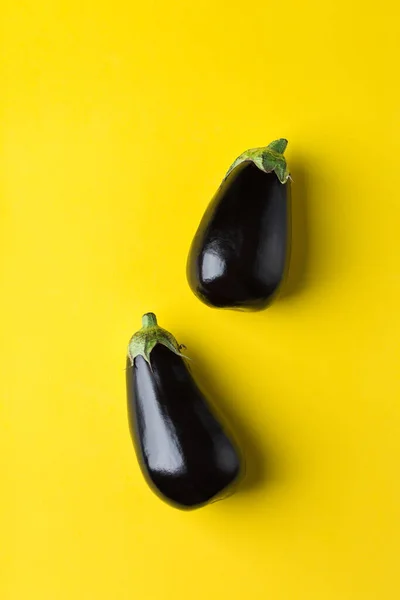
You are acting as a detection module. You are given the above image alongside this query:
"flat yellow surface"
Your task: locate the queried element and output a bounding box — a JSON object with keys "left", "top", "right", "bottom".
{"left": 1, "top": 1, "right": 400, "bottom": 598}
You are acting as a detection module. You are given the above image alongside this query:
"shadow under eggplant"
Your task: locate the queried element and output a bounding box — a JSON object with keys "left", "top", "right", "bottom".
{"left": 186, "top": 347, "right": 283, "bottom": 497}
{"left": 279, "top": 160, "right": 311, "bottom": 301}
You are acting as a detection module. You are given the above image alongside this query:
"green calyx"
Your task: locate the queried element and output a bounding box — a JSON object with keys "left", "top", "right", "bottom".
{"left": 225, "top": 138, "right": 290, "bottom": 184}
{"left": 128, "top": 312, "right": 184, "bottom": 366}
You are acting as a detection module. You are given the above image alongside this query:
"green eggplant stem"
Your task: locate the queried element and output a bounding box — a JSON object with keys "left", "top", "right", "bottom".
{"left": 128, "top": 313, "right": 184, "bottom": 366}
{"left": 225, "top": 138, "right": 290, "bottom": 184}
{"left": 142, "top": 312, "right": 158, "bottom": 329}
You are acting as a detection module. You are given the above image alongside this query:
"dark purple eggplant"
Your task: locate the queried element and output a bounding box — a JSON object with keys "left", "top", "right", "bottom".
{"left": 126, "top": 313, "right": 242, "bottom": 509}
{"left": 187, "top": 138, "right": 291, "bottom": 310}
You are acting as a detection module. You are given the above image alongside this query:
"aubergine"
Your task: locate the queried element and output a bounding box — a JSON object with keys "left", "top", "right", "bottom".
{"left": 126, "top": 313, "right": 242, "bottom": 509}
{"left": 187, "top": 138, "right": 291, "bottom": 310}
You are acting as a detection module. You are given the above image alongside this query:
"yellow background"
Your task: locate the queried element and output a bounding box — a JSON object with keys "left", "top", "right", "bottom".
{"left": 1, "top": 1, "right": 400, "bottom": 598}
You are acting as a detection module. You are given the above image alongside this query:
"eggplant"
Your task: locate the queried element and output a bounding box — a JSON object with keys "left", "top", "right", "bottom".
{"left": 126, "top": 313, "right": 242, "bottom": 509}
{"left": 187, "top": 138, "right": 291, "bottom": 310}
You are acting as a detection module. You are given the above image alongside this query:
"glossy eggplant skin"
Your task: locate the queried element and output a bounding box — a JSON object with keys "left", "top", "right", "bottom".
{"left": 187, "top": 162, "right": 291, "bottom": 310}
{"left": 126, "top": 344, "right": 242, "bottom": 509}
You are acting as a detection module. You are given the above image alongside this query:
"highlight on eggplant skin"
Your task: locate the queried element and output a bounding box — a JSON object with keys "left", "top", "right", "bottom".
{"left": 187, "top": 138, "right": 291, "bottom": 311}
{"left": 126, "top": 313, "right": 243, "bottom": 510}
